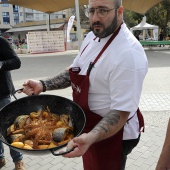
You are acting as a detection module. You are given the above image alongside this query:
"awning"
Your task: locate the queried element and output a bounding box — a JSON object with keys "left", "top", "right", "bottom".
{"left": 6, "top": 23, "right": 64, "bottom": 32}
{"left": 0, "top": 0, "right": 163, "bottom": 14}
{"left": 0, "top": 0, "right": 88, "bottom": 14}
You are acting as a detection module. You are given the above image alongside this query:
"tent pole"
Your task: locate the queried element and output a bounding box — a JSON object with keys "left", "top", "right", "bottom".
{"left": 75, "top": 0, "right": 82, "bottom": 50}
{"left": 46, "top": 14, "right": 50, "bottom": 31}
{"left": 49, "top": 14, "right": 51, "bottom": 31}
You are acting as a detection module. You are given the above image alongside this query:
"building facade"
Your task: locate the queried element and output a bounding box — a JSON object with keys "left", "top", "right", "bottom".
{"left": 0, "top": 0, "right": 19, "bottom": 37}
{"left": 0, "top": 0, "right": 72, "bottom": 38}
{"left": 19, "top": 7, "right": 67, "bottom": 23}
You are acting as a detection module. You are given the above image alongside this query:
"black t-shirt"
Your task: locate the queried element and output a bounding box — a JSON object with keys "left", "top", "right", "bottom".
{"left": 0, "top": 37, "right": 21, "bottom": 96}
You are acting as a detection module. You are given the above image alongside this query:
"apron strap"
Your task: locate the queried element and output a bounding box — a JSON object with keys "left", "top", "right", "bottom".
{"left": 80, "top": 37, "right": 97, "bottom": 56}
{"left": 126, "top": 108, "right": 144, "bottom": 133}
{"left": 137, "top": 108, "right": 145, "bottom": 132}
{"left": 127, "top": 112, "right": 136, "bottom": 123}
{"left": 87, "top": 23, "right": 123, "bottom": 75}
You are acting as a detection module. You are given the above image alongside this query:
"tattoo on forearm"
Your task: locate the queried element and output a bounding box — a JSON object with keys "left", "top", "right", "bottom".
{"left": 44, "top": 70, "right": 71, "bottom": 90}
{"left": 91, "top": 111, "right": 120, "bottom": 134}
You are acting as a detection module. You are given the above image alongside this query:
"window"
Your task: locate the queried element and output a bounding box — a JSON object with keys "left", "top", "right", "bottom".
{"left": 20, "top": 12, "right": 23, "bottom": 16}
{"left": 1, "top": 0, "right": 9, "bottom": 7}
{"left": 13, "top": 5, "right": 18, "bottom": 12}
{"left": 1, "top": 3, "right": 9, "bottom": 7}
{"left": 13, "top": 13, "right": 19, "bottom": 24}
{"left": 3, "top": 12, "right": 9, "bottom": 17}
{"left": 26, "top": 13, "right": 33, "bottom": 18}
{"left": 2, "top": 12, "right": 10, "bottom": 24}
{"left": 13, "top": 13, "right": 19, "bottom": 19}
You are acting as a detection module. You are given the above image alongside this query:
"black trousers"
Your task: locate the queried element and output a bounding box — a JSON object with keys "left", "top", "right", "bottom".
{"left": 121, "top": 135, "right": 141, "bottom": 170}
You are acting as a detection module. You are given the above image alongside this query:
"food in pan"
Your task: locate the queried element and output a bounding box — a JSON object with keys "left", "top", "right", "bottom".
{"left": 7, "top": 107, "right": 74, "bottom": 150}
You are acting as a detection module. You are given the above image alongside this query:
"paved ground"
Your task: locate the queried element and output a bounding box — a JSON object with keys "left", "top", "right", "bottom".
{"left": 1, "top": 47, "right": 170, "bottom": 170}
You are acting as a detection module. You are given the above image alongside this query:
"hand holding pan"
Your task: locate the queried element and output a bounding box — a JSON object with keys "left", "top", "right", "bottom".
{"left": 12, "top": 88, "right": 33, "bottom": 100}
{"left": 51, "top": 147, "right": 75, "bottom": 156}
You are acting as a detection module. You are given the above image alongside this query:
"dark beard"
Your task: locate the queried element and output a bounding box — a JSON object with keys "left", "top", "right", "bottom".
{"left": 91, "top": 12, "right": 118, "bottom": 38}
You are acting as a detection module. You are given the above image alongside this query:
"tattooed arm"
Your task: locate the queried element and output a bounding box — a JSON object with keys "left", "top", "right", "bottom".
{"left": 63, "top": 110, "right": 130, "bottom": 157}
{"left": 88, "top": 110, "right": 130, "bottom": 142}
{"left": 22, "top": 69, "right": 71, "bottom": 96}
{"left": 43, "top": 69, "right": 71, "bottom": 91}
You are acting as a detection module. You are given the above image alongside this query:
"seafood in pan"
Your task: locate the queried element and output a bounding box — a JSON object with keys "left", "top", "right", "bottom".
{"left": 7, "top": 107, "right": 74, "bottom": 150}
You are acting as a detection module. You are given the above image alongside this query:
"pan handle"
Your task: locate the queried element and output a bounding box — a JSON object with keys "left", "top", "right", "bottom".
{"left": 12, "top": 88, "right": 34, "bottom": 100}
{"left": 14, "top": 88, "right": 24, "bottom": 94}
{"left": 12, "top": 88, "right": 24, "bottom": 100}
{"left": 0, "top": 133, "right": 8, "bottom": 144}
{"left": 51, "top": 147, "right": 74, "bottom": 156}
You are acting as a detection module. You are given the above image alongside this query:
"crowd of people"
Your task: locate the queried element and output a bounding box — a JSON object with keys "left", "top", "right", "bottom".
{"left": 0, "top": 0, "right": 170, "bottom": 170}
{"left": 13, "top": 38, "right": 27, "bottom": 49}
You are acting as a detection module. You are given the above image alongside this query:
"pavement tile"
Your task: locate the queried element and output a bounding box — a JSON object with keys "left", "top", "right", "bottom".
{"left": 140, "top": 150, "right": 153, "bottom": 159}
{"left": 50, "top": 156, "right": 65, "bottom": 165}
{"left": 133, "top": 157, "right": 146, "bottom": 166}
{"left": 152, "top": 149, "right": 163, "bottom": 159}
{"left": 126, "top": 164, "right": 139, "bottom": 170}
{"left": 144, "top": 156, "right": 158, "bottom": 166}
{"left": 128, "top": 151, "right": 142, "bottom": 160}
{"left": 149, "top": 163, "right": 157, "bottom": 170}
{"left": 147, "top": 144, "right": 160, "bottom": 152}
{"left": 144, "top": 140, "right": 156, "bottom": 147}
{"left": 60, "top": 162, "right": 77, "bottom": 170}
{"left": 72, "top": 162, "right": 84, "bottom": 170}
{"left": 72, "top": 157, "right": 82, "bottom": 164}
{"left": 126, "top": 157, "right": 135, "bottom": 167}
{"left": 38, "top": 163, "right": 54, "bottom": 170}
{"left": 26, "top": 157, "right": 42, "bottom": 166}
{"left": 61, "top": 158, "right": 77, "bottom": 164}
{"left": 27, "top": 163, "right": 41, "bottom": 170}
{"left": 39, "top": 157, "right": 54, "bottom": 166}
{"left": 50, "top": 157, "right": 65, "bottom": 165}
{"left": 137, "top": 163, "right": 150, "bottom": 170}
{"left": 48, "top": 162, "right": 65, "bottom": 170}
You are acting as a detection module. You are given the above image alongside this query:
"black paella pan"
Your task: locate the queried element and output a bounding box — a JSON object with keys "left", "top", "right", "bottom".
{"left": 0, "top": 94, "right": 86, "bottom": 156}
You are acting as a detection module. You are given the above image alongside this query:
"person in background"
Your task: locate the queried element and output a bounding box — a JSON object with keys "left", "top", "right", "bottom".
{"left": 139, "top": 32, "right": 143, "bottom": 40}
{"left": 135, "top": 34, "right": 140, "bottom": 41}
{"left": 159, "top": 31, "right": 165, "bottom": 47}
{"left": 22, "top": 0, "right": 148, "bottom": 169}
{"left": 0, "top": 36, "right": 26, "bottom": 170}
{"left": 156, "top": 119, "right": 170, "bottom": 170}
{"left": 21, "top": 39, "right": 25, "bottom": 45}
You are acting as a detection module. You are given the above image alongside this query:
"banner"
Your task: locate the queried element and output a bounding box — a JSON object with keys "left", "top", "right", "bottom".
{"left": 67, "top": 15, "right": 75, "bottom": 42}
{"left": 27, "top": 31, "right": 65, "bottom": 54}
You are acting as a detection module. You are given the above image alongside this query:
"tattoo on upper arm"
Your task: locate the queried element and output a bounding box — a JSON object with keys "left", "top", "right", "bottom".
{"left": 91, "top": 111, "right": 120, "bottom": 134}
{"left": 44, "top": 70, "right": 71, "bottom": 90}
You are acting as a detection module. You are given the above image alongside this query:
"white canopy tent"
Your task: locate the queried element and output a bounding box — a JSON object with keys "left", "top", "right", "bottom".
{"left": 130, "top": 16, "right": 159, "bottom": 40}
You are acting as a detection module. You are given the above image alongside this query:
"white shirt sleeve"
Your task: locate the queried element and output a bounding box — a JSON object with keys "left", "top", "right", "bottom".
{"left": 109, "top": 48, "right": 148, "bottom": 113}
